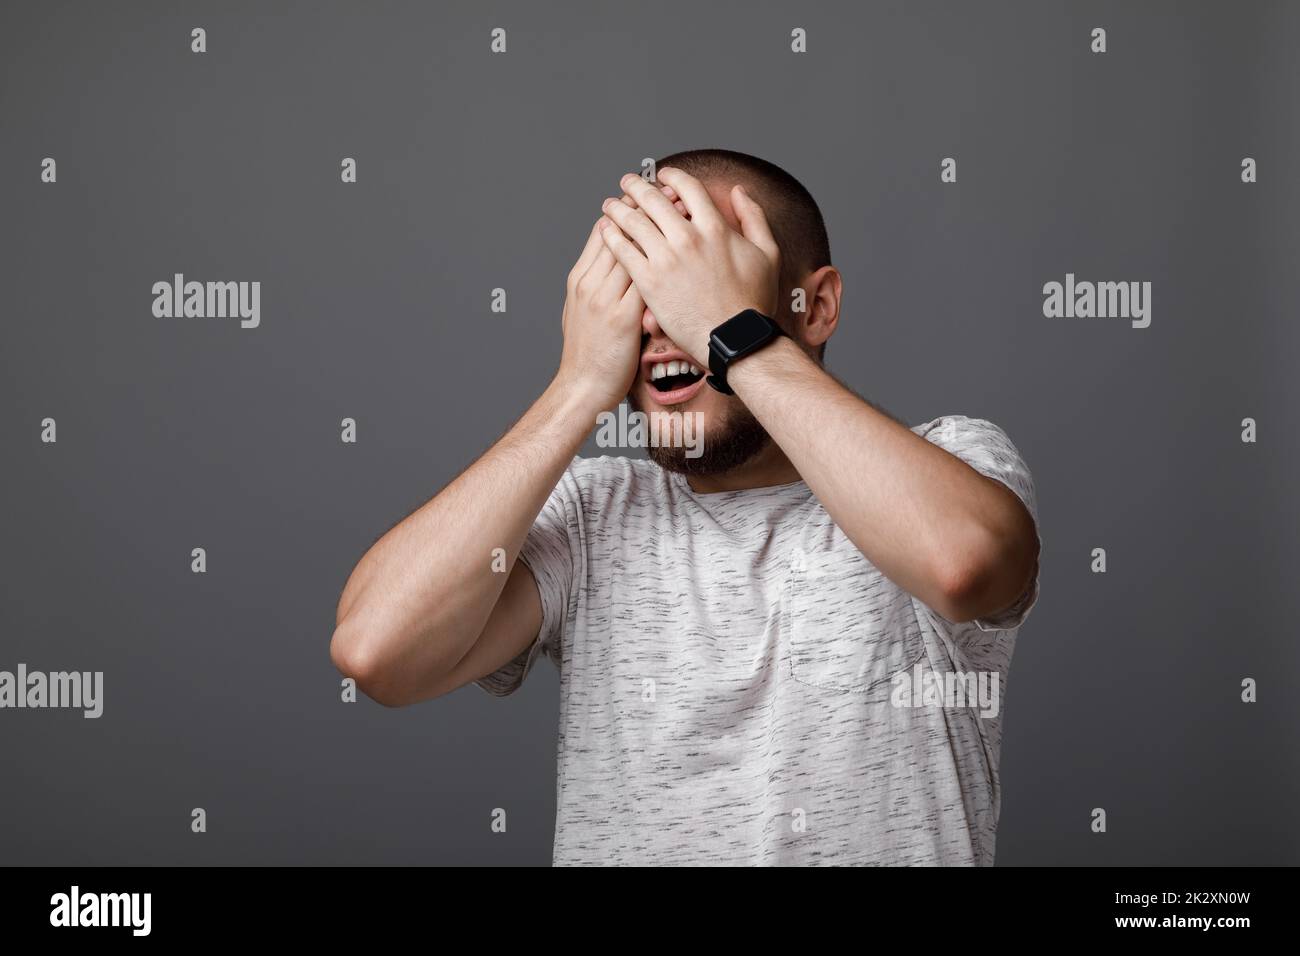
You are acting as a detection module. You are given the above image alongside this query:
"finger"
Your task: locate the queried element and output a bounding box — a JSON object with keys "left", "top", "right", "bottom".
{"left": 602, "top": 197, "right": 668, "bottom": 258}
{"left": 581, "top": 229, "right": 619, "bottom": 286}
{"left": 569, "top": 218, "right": 608, "bottom": 283}
{"left": 609, "top": 197, "right": 654, "bottom": 258}
{"left": 731, "top": 184, "right": 780, "bottom": 260}
{"left": 659, "top": 184, "right": 689, "bottom": 218}
{"left": 619, "top": 276, "right": 646, "bottom": 324}
{"left": 622, "top": 184, "right": 688, "bottom": 219}
{"left": 656, "top": 167, "right": 724, "bottom": 227}
{"left": 599, "top": 261, "right": 633, "bottom": 304}
{"left": 598, "top": 219, "right": 650, "bottom": 285}
{"left": 619, "top": 173, "right": 690, "bottom": 240}
{"left": 620, "top": 277, "right": 644, "bottom": 311}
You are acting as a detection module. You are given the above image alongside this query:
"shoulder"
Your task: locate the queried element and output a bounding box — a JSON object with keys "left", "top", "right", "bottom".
{"left": 564, "top": 453, "right": 660, "bottom": 483}
{"left": 558, "top": 454, "right": 667, "bottom": 507}
{"left": 913, "top": 415, "right": 1036, "bottom": 512}
{"left": 912, "top": 414, "right": 1014, "bottom": 446}
{"left": 913, "top": 415, "right": 1027, "bottom": 465}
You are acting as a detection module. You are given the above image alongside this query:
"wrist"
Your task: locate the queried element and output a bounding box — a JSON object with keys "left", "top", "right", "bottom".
{"left": 723, "top": 333, "right": 808, "bottom": 393}
{"left": 703, "top": 299, "right": 773, "bottom": 342}
{"left": 704, "top": 308, "right": 789, "bottom": 395}
{"left": 687, "top": 329, "right": 712, "bottom": 368}
{"left": 547, "top": 371, "right": 617, "bottom": 422}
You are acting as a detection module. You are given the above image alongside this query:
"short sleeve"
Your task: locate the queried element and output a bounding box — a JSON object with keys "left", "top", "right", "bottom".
{"left": 472, "top": 460, "right": 580, "bottom": 696}
{"left": 914, "top": 415, "right": 1041, "bottom": 634}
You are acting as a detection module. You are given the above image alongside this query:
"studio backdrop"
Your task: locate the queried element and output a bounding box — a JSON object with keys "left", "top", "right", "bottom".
{"left": 2, "top": 0, "right": 1297, "bottom": 865}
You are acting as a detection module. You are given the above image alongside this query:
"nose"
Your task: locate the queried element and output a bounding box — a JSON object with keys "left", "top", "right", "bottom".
{"left": 641, "top": 306, "right": 661, "bottom": 337}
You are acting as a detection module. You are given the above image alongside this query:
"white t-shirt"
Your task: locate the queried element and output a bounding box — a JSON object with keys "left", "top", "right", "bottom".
{"left": 477, "top": 414, "right": 1040, "bottom": 865}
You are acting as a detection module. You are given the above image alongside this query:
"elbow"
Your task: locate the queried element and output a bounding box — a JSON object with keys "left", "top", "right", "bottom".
{"left": 933, "top": 517, "right": 1038, "bottom": 624}
{"left": 329, "top": 616, "right": 414, "bottom": 708}
{"left": 931, "top": 558, "right": 989, "bottom": 624}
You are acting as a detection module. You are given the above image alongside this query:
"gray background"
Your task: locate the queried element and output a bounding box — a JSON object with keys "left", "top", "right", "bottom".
{"left": 2, "top": 0, "right": 1297, "bottom": 865}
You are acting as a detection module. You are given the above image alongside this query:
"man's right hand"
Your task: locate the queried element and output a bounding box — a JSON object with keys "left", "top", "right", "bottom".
{"left": 330, "top": 195, "right": 677, "bottom": 707}
{"left": 555, "top": 216, "right": 646, "bottom": 415}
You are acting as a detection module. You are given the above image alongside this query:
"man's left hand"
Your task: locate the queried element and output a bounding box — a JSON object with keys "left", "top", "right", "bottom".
{"left": 599, "top": 168, "right": 781, "bottom": 366}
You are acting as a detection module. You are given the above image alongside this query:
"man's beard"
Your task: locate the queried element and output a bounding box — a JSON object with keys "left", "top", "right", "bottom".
{"left": 626, "top": 390, "right": 773, "bottom": 477}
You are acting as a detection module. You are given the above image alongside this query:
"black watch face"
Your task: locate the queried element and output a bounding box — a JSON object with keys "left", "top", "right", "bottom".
{"left": 718, "top": 309, "right": 774, "bottom": 357}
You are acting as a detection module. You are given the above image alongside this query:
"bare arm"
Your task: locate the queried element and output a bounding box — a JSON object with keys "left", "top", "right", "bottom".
{"left": 330, "top": 380, "right": 593, "bottom": 706}
{"left": 726, "top": 338, "right": 1038, "bottom": 623}
{"left": 600, "top": 168, "right": 1038, "bottom": 624}
{"left": 330, "top": 219, "right": 644, "bottom": 705}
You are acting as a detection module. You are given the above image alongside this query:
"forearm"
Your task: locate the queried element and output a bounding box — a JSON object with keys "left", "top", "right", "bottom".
{"left": 331, "top": 375, "right": 598, "bottom": 691}
{"left": 728, "top": 337, "right": 1036, "bottom": 620}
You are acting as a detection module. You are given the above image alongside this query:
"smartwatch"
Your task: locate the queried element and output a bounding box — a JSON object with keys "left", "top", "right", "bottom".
{"left": 706, "top": 309, "right": 784, "bottom": 395}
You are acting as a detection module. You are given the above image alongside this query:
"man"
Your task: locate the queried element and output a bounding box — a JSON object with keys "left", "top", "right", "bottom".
{"left": 330, "top": 148, "right": 1041, "bottom": 866}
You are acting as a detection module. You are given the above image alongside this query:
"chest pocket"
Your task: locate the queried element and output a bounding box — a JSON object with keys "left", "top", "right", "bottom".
{"left": 785, "top": 547, "right": 925, "bottom": 695}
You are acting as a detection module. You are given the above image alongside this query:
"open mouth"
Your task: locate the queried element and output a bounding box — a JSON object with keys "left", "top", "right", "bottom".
{"left": 644, "top": 358, "right": 707, "bottom": 405}
{"left": 651, "top": 360, "right": 703, "bottom": 392}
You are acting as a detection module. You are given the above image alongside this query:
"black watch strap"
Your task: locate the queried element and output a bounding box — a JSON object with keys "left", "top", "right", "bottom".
{"left": 707, "top": 309, "right": 783, "bottom": 395}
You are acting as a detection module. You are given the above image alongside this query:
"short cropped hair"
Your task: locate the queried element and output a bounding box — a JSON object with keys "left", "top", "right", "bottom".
{"left": 654, "top": 148, "right": 832, "bottom": 293}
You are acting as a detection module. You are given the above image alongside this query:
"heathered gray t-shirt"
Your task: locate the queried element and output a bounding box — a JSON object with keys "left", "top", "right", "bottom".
{"left": 476, "top": 414, "right": 1040, "bottom": 866}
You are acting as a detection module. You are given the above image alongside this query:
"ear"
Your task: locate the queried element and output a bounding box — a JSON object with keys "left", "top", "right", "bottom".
{"left": 791, "top": 265, "right": 842, "bottom": 353}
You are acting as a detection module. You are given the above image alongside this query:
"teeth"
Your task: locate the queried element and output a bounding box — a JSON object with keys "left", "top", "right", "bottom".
{"left": 649, "top": 361, "right": 702, "bottom": 383}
